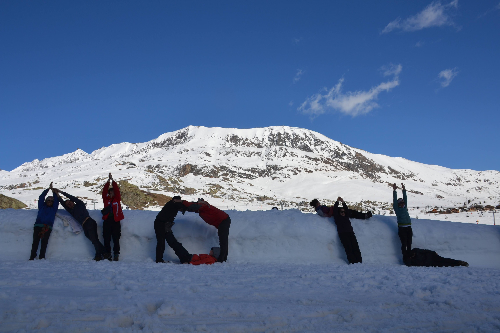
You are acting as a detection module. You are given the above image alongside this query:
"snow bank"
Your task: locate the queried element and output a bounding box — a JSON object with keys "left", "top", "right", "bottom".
{"left": 1, "top": 209, "right": 499, "bottom": 268}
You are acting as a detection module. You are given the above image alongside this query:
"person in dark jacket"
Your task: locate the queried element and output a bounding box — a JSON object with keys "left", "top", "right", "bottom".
{"left": 101, "top": 173, "right": 124, "bottom": 261}
{"left": 54, "top": 188, "right": 107, "bottom": 261}
{"left": 29, "top": 182, "right": 59, "bottom": 260}
{"left": 154, "top": 196, "right": 185, "bottom": 263}
{"left": 407, "top": 248, "right": 469, "bottom": 267}
{"left": 310, "top": 199, "right": 372, "bottom": 220}
{"left": 178, "top": 199, "right": 231, "bottom": 262}
{"left": 392, "top": 183, "right": 412, "bottom": 264}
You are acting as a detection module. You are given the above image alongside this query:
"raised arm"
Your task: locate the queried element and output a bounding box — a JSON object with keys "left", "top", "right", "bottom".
{"left": 112, "top": 180, "right": 121, "bottom": 202}
{"left": 38, "top": 188, "right": 50, "bottom": 209}
{"left": 60, "top": 191, "right": 83, "bottom": 205}
{"left": 402, "top": 183, "right": 408, "bottom": 206}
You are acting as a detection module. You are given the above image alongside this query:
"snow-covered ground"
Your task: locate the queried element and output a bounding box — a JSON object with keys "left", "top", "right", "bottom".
{"left": 1, "top": 208, "right": 500, "bottom": 332}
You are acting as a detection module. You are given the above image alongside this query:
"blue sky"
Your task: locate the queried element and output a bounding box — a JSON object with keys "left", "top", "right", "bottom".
{"left": 1, "top": 1, "right": 499, "bottom": 172}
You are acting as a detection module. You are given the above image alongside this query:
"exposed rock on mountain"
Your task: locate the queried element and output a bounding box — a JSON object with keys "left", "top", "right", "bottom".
{"left": 0, "top": 194, "right": 27, "bottom": 209}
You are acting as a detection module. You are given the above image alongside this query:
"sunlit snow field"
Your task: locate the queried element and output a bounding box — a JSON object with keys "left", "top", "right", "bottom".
{"left": 1, "top": 209, "right": 500, "bottom": 332}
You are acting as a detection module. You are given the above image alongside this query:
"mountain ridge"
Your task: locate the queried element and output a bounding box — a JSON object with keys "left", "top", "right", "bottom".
{"left": 1, "top": 126, "right": 499, "bottom": 217}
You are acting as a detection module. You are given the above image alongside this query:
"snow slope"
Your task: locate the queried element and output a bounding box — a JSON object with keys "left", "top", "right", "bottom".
{"left": 1, "top": 209, "right": 500, "bottom": 332}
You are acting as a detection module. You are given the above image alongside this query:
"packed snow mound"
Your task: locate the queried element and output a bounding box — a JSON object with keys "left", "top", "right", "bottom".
{"left": 2, "top": 209, "right": 499, "bottom": 268}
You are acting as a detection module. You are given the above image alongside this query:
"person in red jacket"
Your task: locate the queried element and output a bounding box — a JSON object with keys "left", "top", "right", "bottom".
{"left": 179, "top": 198, "right": 231, "bottom": 262}
{"left": 101, "top": 173, "right": 124, "bottom": 261}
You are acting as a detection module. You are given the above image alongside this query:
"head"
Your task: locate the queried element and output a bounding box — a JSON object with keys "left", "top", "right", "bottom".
{"left": 108, "top": 187, "right": 115, "bottom": 198}
{"left": 397, "top": 198, "right": 405, "bottom": 208}
{"left": 65, "top": 200, "right": 75, "bottom": 209}
{"left": 210, "top": 247, "right": 221, "bottom": 259}
{"left": 172, "top": 195, "right": 182, "bottom": 203}
{"left": 45, "top": 196, "right": 54, "bottom": 207}
{"left": 309, "top": 199, "right": 320, "bottom": 208}
{"left": 339, "top": 208, "right": 346, "bottom": 216}
{"left": 197, "top": 198, "right": 206, "bottom": 203}
{"left": 271, "top": 207, "right": 278, "bottom": 210}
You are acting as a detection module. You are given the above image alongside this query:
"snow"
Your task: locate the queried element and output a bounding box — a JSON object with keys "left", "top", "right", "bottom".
{"left": 1, "top": 208, "right": 500, "bottom": 332}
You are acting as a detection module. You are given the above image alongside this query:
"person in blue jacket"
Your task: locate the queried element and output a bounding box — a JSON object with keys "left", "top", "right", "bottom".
{"left": 392, "top": 183, "right": 412, "bottom": 264}
{"left": 29, "top": 182, "right": 59, "bottom": 260}
{"left": 54, "top": 188, "right": 107, "bottom": 261}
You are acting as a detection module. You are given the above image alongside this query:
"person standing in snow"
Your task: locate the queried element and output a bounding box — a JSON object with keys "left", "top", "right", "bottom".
{"left": 407, "top": 248, "right": 468, "bottom": 267}
{"left": 29, "top": 182, "right": 59, "bottom": 260}
{"left": 310, "top": 199, "right": 372, "bottom": 220}
{"left": 53, "top": 188, "right": 107, "bottom": 261}
{"left": 311, "top": 197, "right": 362, "bottom": 264}
{"left": 392, "top": 183, "right": 412, "bottom": 264}
{"left": 154, "top": 196, "right": 185, "bottom": 263}
{"left": 101, "top": 173, "right": 124, "bottom": 261}
{"left": 178, "top": 199, "right": 231, "bottom": 262}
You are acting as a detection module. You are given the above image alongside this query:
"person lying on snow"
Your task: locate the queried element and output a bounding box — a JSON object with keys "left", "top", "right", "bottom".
{"left": 407, "top": 248, "right": 469, "bottom": 267}
{"left": 310, "top": 199, "right": 372, "bottom": 220}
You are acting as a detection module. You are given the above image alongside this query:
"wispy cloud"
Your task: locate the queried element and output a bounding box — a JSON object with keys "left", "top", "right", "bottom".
{"left": 415, "top": 41, "right": 425, "bottom": 47}
{"left": 298, "top": 64, "right": 402, "bottom": 117}
{"left": 293, "top": 69, "right": 304, "bottom": 83}
{"left": 478, "top": 2, "right": 500, "bottom": 18}
{"left": 438, "top": 68, "right": 459, "bottom": 87}
{"left": 382, "top": 0, "right": 459, "bottom": 34}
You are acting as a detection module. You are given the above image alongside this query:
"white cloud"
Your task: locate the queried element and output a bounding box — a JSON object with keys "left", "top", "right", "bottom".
{"left": 382, "top": 0, "right": 458, "bottom": 34}
{"left": 438, "top": 68, "right": 459, "bottom": 87}
{"left": 415, "top": 41, "right": 425, "bottom": 47}
{"left": 298, "top": 64, "right": 402, "bottom": 117}
{"left": 293, "top": 69, "right": 304, "bottom": 83}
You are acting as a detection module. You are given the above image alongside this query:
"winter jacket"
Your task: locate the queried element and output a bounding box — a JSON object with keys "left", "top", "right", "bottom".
{"left": 102, "top": 180, "right": 124, "bottom": 222}
{"left": 393, "top": 190, "right": 411, "bottom": 227}
{"left": 154, "top": 199, "right": 182, "bottom": 226}
{"left": 58, "top": 191, "right": 90, "bottom": 225}
{"left": 332, "top": 201, "right": 354, "bottom": 234}
{"left": 190, "top": 254, "right": 217, "bottom": 265}
{"left": 34, "top": 188, "right": 59, "bottom": 228}
{"left": 315, "top": 205, "right": 333, "bottom": 218}
{"left": 181, "top": 201, "right": 229, "bottom": 229}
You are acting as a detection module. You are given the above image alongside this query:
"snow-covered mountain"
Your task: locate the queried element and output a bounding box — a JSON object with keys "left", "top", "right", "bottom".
{"left": 1, "top": 126, "right": 499, "bottom": 219}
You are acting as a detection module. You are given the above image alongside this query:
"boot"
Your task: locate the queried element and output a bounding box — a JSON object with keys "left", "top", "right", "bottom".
{"left": 103, "top": 253, "right": 112, "bottom": 261}
{"left": 94, "top": 255, "right": 103, "bottom": 261}
{"left": 113, "top": 254, "right": 119, "bottom": 261}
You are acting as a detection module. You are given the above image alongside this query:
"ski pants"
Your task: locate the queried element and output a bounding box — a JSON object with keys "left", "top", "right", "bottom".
{"left": 30, "top": 226, "right": 52, "bottom": 259}
{"left": 165, "top": 231, "right": 193, "bottom": 264}
{"left": 83, "top": 218, "right": 105, "bottom": 257}
{"left": 217, "top": 217, "right": 231, "bottom": 262}
{"left": 398, "top": 226, "right": 413, "bottom": 260}
{"left": 431, "top": 254, "right": 464, "bottom": 267}
{"left": 103, "top": 217, "right": 121, "bottom": 255}
{"left": 338, "top": 231, "right": 362, "bottom": 264}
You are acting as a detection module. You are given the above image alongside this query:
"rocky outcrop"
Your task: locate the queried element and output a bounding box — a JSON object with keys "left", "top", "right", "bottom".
{"left": 118, "top": 181, "right": 171, "bottom": 210}
{"left": 0, "top": 194, "right": 27, "bottom": 209}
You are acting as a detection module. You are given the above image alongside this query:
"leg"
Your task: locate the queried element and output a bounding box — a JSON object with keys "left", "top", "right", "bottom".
{"left": 398, "top": 227, "right": 411, "bottom": 261}
{"left": 217, "top": 218, "right": 231, "bottom": 262}
{"left": 338, "top": 232, "right": 357, "bottom": 264}
{"left": 154, "top": 221, "right": 166, "bottom": 262}
{"left": 102, "top": 218, "right": 113, "bottom": 255}
{"left": 432, "top": 254, "right": 464, "bottom": 267}
{"left": 30, "top": 226, "right": 42, "bottom": 260}
{"left": 349, "top": 232, "right": 362, "bottom": 264}
{"left": 111, "top": 221, "right": 121, "bottom": 256}
{"left": 83, "top": 219, "right": 105, "bottom": 259}
{"left": 38, "top": 228, "right": 52, "bottom": 259}
{"left": 165, "top": 231, "right": 192, "bottom": 263}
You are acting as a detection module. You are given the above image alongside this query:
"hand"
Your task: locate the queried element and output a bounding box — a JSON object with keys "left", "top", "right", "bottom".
{"left": 52, "top": 188, "right": 59, "bottom": 194}
{"left": 392, "top": 183, "right": 397, "bottom": 190}
{"left": 49, "top": 182, "right": 53, "bottom": 189}
{"left": 109, "top": 173, "right": 112, "bottom": 180}
{"left": 401, "top": 183, "right": 406, "bottom": 191}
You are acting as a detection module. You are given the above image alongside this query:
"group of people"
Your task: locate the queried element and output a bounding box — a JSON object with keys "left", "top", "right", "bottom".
{"left": 30, "top": 177, "right": 468, "bottom": 268}
{"left": 310, "top": 183, "right": 469, "bottom": 268}
{"left": 29, "top": 173, "right": 230, "bottom": 264}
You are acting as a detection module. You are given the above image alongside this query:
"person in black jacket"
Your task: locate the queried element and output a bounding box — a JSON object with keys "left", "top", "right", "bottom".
{"left": 154, "top": 196, "right": 185, "bottom": 263}
{"left": 407, "top": 248, "right": 469, "bottom": 267}
{"left": 332, "top": 197, "right": 362, "bottom": 264}
{"left": 54, "top": 188, "right": 107, "bottom": 261}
